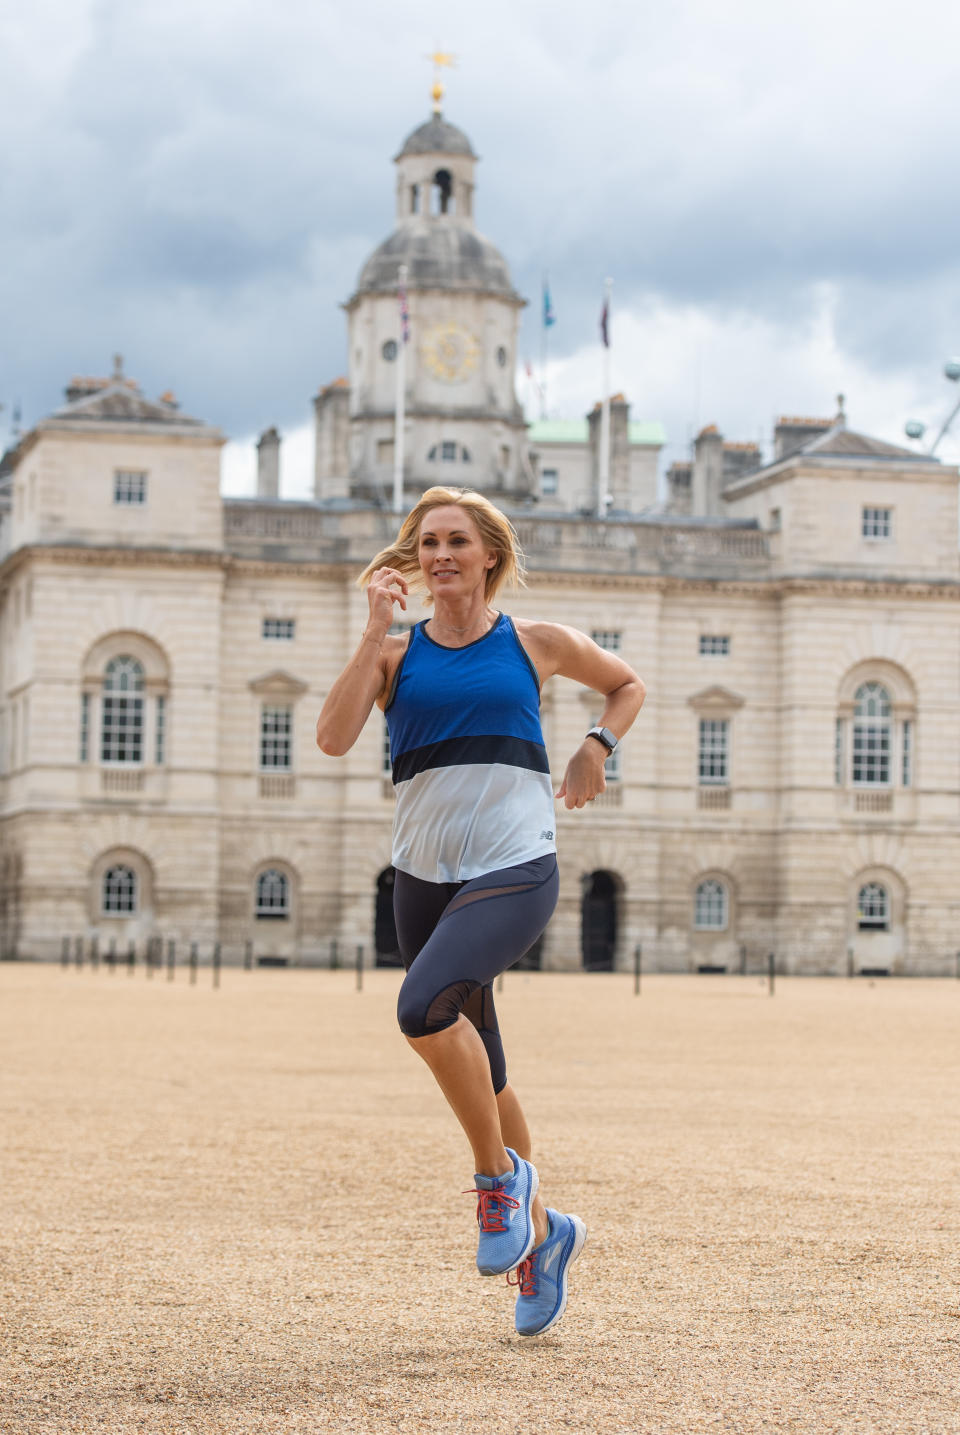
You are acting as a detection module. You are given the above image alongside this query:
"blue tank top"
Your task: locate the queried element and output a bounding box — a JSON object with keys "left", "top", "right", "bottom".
{"left": 385, "top": 613, "right": 557, "bottom": 882}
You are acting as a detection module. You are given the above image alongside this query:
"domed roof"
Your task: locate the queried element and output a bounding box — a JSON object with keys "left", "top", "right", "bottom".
{"left": 355, "top": 220, "right": 517, "bottom": 298}
{"left": 396, "top": 114, "right": 477, "bottom": 160}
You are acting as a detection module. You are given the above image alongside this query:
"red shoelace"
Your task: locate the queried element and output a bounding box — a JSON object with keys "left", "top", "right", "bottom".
{"left": 463, "top": 1184, "right": 520, "bottom": 1233}
{"left": 507, "top": 1253, "right": 537, "bottom": 1297}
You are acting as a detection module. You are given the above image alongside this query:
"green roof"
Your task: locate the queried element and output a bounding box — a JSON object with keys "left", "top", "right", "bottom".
{"left": 527, "top": 418, "right": 665, "bottom": 447}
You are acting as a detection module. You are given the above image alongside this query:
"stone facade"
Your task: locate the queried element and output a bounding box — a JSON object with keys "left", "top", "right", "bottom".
{"left": 1, "top": 117, "right": 958, "bottom": 977}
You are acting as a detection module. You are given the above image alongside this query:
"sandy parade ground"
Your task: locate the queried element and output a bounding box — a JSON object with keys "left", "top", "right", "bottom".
{"left": 1, "top": 961, "right": 959, "bottom": 1435}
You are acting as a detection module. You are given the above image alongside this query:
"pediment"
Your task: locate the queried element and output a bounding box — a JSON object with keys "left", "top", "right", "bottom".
{"left": 687, "top": 684, "right": 745, "bottom": 713}
{"left": 248, "top": 670, "right": 309, "bottom": 698}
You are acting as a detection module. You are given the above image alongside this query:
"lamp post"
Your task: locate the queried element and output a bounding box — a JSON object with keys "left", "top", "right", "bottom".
{"left": 905, "top": 358, "right": 960, "bottom": 454}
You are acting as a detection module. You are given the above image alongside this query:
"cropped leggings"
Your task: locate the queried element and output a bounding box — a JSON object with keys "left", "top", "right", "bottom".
{"left": 394, "top": 854, "right": 559, "bottom": 1094}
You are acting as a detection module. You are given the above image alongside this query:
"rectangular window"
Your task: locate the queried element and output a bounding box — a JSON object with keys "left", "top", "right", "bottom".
{"left": 591, "top": 630, "right": 622, "bottom": 652}
{"left": 851, "top": 721, "right": 890, "bottom": 785}
{"left": 604, "top": 748, "right": 621, "bottom": 783}
{"left": 834, "top": 717, "right": 844, "bottom": 786}
{"left": 155, "top": 695, "right": 166, "bottom": 765}
{"left": 862, "top": 506, "right": 892, "bottom": 539}
{"left": 698, "top": 718, "right": 729, "bottom": 785}
{"left": 699, "top": 635, "right": 730, "bottom": 657}
{"left": 101, "top": 694, "right": 143, "bottom": 763}
{"left": 541, "top": 467, "right": 559, "bottom": 495}
{"left": 260, "top": 705, "right": 292, "bottom": 770}
{"left": 769, "top": 507, "right": 781, "bottom": 532}
{"left": 441, "top": 440, "right": 458, "bottom": 462}
{"left": 80, "top": 693, "right": 90, "bottom": 763}
{"left": 902, "top": 720, "right": 912, "bottom": 787}
{"left": 262, "top": 618, "right": 296, "bottom": 641}
{"left": 114, "top": 470, "right": 148, "bottom": 505}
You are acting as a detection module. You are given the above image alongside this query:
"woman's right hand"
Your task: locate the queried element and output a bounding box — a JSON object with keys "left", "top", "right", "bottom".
{"left": 366, "top": 567, "right": 409, "bottom": 637}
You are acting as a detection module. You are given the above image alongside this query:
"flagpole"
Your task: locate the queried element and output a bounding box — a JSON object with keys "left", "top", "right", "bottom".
{"left": 392, "top": 264, "right": 408, "bottom": 513}
{"left": 540, "top": 281, "right": 548, "bottom": 420}
{"left": 598, "top": 276, "right": 612, "bottom": 518}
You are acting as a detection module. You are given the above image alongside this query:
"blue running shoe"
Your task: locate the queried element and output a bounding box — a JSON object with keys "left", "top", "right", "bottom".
{"left": 465, "top": 1148, "right": 539, "bottom": 1276}
{"left": 509, "top": 1207, "right": 586, "bottom": 1336}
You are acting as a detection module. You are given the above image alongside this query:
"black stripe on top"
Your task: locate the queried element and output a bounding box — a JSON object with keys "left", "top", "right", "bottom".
{"left": 392, "top": 734, "right": 551, "bottom": 785}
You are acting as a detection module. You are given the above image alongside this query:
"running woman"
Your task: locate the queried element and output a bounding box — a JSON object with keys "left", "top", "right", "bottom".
{"left": 316, "top": 486, "right": 645, "bottom": 1335}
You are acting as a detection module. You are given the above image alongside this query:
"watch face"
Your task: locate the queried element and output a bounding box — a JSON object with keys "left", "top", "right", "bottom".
{"left": 421, "top": 322, "right": 481, "bottom": 384}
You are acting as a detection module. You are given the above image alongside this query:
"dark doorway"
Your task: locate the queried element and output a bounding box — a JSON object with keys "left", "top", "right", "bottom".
{"left": 581, "top": 870, "right": 618, "bottom": 971}
{"left": 374, "top": 867, "right": 402, "bottom": 967}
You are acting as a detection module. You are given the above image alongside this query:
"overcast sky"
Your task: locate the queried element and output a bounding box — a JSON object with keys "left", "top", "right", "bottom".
{"left": 4, "top": 0, "right": 960, "bottom": 495}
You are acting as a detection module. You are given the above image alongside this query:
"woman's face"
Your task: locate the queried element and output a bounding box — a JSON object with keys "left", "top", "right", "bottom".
{"left": 418, "top": 505, "right": 496, "bottom": 604}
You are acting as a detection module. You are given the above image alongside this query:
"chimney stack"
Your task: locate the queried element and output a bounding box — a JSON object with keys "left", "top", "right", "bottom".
{"left": 256, "top": 427, "right": 280, "bottom": 498}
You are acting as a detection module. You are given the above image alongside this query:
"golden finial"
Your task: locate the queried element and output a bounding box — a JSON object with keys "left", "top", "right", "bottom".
{"left": 426, "top": 49, "right": 456, "bottom": 115}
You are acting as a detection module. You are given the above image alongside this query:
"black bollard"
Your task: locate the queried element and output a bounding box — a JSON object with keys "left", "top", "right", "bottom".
{"left": 847, "top": 944, "right": 854, "bottom": 979}
{"left": 146, "top": 935, "right": 154, "bottom": 979}
{"left": 90, "top": 936, "right": 99, "bottom": 972}
{"left": 740, "top": 943, "right": 747, "bottom": 976}
{"left": 167, "top": 938, "right": 176, "bottom": 982}
{"left": 244, "top": 939, "right": 252, "bottom": 972}
{"left": 74, "top": 935, "right": 83, "bottom": 971}
{"left": 768, "top": 951, "right": 775, "bottom": 996}
{"left": 634, "top": 942, "right": 642, "bottom": 996}
{"left": 355, "top": 943, "right": 364, "bottom": 992}
{"left": 61, "top": 936, "right": 70, "bottom": 970}
{"left": 330, "top": 937, "right": 339, "bottom": 971}
{"left": 212, "top": 942, "right": 221, "bottom": 990}
{"left": 189, "top": 942, "right": 198, "bottom": 986}
{"left": 126, "top": 939, "right": 136, "bottom": 975}
{"left": 107, "top": 937, "right": 116, "bottom": 974}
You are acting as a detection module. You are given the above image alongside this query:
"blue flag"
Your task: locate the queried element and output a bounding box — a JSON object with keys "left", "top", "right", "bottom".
{"left": 543, "top": 281, "right": 556, "bottom": 329}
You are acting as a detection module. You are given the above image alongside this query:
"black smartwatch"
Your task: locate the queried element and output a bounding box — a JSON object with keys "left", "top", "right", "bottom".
{"left": 585, "top": 726, "right": 618, "bottom": 754}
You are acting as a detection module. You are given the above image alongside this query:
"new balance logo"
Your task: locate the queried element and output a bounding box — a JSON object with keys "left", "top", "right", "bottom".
{"left": 540, "top": 830, "right": 554, "bottom": 840}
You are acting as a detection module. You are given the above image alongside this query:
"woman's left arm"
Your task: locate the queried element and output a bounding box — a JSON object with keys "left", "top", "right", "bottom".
{"left": 527, "top": 622, "right": 646, "bottom": 810}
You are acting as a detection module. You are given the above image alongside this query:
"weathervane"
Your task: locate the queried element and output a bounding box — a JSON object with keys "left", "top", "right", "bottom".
{"left": 426, "top": 49, "right": 456, "bottom": 115}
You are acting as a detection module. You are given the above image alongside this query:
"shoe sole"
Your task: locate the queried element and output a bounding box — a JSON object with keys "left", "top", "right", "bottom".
{"left": 477, "top": 1164, "right": 540, "bottom": 1277}
{"left": 517, "top": 1214, "right": 586, "bottom": 1337}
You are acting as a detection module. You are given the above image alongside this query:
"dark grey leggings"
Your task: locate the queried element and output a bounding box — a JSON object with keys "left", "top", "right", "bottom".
{"left": 393, "top": 854, "right": 559, "bottom": 1094}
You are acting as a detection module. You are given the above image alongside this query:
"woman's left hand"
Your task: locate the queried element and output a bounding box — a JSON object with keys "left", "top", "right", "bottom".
{"left": 556, "top": 740, "right": 608, "bottom": 810}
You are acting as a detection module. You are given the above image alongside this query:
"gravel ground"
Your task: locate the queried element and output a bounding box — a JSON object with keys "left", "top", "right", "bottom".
{"left": 1, "top": 962, "right": 958, "bottom": 1435}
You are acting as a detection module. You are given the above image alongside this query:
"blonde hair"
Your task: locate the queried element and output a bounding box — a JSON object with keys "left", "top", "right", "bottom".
{"left": 357, "top": 487, "right": 526, "bottom": 605}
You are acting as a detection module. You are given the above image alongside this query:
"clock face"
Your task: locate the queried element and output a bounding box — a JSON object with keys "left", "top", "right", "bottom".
{"left": 421, "top": 322, "right": 481, "bottom": 384}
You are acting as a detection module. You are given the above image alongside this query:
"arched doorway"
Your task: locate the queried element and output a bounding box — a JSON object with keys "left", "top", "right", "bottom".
{"left": 581, "top": 871, "right": 618, "bottom": 971}
{"left": 374, "top": 867, "right": 402, "bottom": 967}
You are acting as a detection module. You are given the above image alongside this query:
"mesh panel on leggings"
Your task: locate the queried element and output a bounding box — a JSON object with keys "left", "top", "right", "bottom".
{"left": 441, "top": 882, "right": 537, "bottom": 917}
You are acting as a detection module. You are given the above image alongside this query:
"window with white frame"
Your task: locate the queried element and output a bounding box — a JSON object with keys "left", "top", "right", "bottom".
{"left": 114, "top": 471, "right": 148, "bottom": 505}
{"left": 699, "top": 635, "right": 730, "bottom": 657}
{"left": 857, "top": 882, "right": 889, "bottom": 931}
{"left": 262, "top": 618, "right": 295, "bottom": 641}
{"left": 427, "top": 442, "right": 471, "bottom": 462}
{"left": 834, "top": 716, "right": 844, "bottom": 786}
{"left": 862, "top": 507, "right": 892, "bottom": 539}
{"left": 694, "top": 879, "right": 728, "bottom": 930}
{"left": 260, "top": 706, "right": 292, "bottom": 770}
{"left": 698, "top": 719, "right": 729, "bottom": 785}
{"left": 79, "top": 693, "right": 90, "bottom": 763}
{"left": 155, "top": 695, "right": 166, "bottom": 765}
{"left": 101, "top": 656, "right": 145, "bottom": 763}
{"left": 103, "top": 865, "right": 137, "bottom": 914}
{"left": 591, "top": 630, "right": 621, "bottom": 652}
{"left": 255, "top": 868, "right": 289, "bottom": 918}
{"left": 902, "top": 720, "right": 912, "bottom": 787}
{"left": 541, "top": 467, "right": 559, "bottom": 495}
{"left": 851, "top": 683, "right": 891, "bottom": 786}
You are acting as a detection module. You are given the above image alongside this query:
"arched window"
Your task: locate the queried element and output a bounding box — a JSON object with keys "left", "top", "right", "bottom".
{"left": 101, "top": 656, "right": 145, "bottom": 764}
{"left": 857, "top": 883, "right": 889, "bottom": 931}
{"left": 256, "top": 869, "right": 289, "bottom": 919}
{"left": 694, "top": 879, "right": 728, "bottom": 930}
{"left": 103, "top": 865, "right": 137, "bottom": 915}
{"left": 431, "top": 168, "right": 454, "bottom": 215}
{"left": 852, "top": 683, "right": 891, "bottom": 786}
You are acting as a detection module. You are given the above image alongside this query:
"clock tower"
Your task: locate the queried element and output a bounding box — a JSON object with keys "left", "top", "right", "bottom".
{"left": 315, "top": 109, "right": 532, "bottom": 506}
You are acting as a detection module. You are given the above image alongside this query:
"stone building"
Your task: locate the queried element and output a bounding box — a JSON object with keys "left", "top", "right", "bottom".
{"left": 1, "top": 110, "right": 958, "bottom": 976}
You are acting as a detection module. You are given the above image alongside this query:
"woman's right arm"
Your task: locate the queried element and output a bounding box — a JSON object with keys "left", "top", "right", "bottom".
{"left": 315, "top": 567, "right": 409, "bottom": 756}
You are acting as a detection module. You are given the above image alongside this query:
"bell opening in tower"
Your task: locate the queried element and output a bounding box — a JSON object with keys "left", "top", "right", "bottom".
{"left": 431, "top": 169, "right": 454, "bottom": 215}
